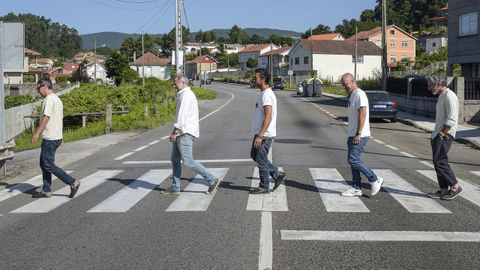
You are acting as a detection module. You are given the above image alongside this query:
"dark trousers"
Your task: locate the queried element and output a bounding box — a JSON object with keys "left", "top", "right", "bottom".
{"left": 431, "top": 134, "right": 458, "bottom": 189}
{"left": 250, "top": 136, "right": 279, "bottom": 188}
{"left": 40, "top": 139, "right": 75, "bottom": 192}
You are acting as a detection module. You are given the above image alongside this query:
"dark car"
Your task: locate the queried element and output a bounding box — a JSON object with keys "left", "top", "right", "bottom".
{"left": 365, "top": 90, "right": 398, "bottom": 122}
{"left": 250, "top": 78, "right": 256, "bottom": 88}
{"left": 201, "top": 78, "right": 212, "bottom": 85}
{"left": 272, "top": 81, "right": 284, "bottom": 90}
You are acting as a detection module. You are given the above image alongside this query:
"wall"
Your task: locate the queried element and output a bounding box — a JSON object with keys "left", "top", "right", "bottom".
{"left": 314, "top": 54, "right": 381, "bottom": 82}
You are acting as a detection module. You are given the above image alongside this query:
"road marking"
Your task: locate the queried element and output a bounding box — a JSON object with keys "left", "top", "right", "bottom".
{"left": 165, "top": 168, "right": 228, "bottom": 212}
{"left": 0, "top": 171, "right": 73, "bottom": 203}
{"left": 309, "top": 168, "right": 369, "bottom": 213}
{"left": 471, "top": 171, "right": 480, "bottom": 177}
{"left": 161, "top": 135, "right": 169, "bottom": 140}
{"left": 373, "top": 169, "right": 450, "bottom": 213}
{"left": 199, "top": 89, "right": 235, "bottom": 122}
{"left": 88, "top": 170, "right": 171, "bottom": 213}
{"left": 258, "top": 212, "right": 272, "bottom": 270}
{"left": 281, "top": 230, "right": 480, "bottom": 242}
{"left": 399, "top": 151, "right": 416, "bottom": 158}
{"left": 246, "top": 167, "right": 288, "bottom": 211}
{"left": 417, "top": 170, "right": 480, "bottom": 207}
{"left": 11, "top": 170, "right": 123, "bottom": 213}
{"left": 114, "top": 152, "right": 134, "bottom": 160}
{"left": 385, "top": 144, "right": 400, "bottom": 151}
{"left": 148, "top": 140, "right": 161, "bottom": 145}
{"left": 419, "top": 160, "right": 435, "bottom": 168}
{"left": 373, "top": 139, "right": 385, "bottom": 144}
{"left": 123, "top": 159, "right": 253, "bottom": 165}
{"left": 134, "top": 145, "right": 149, "bottom": 152}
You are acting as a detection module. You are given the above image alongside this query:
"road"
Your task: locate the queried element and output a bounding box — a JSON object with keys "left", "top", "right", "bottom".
{"left": 1, "top": 82, "right": 479, "bottom": 269}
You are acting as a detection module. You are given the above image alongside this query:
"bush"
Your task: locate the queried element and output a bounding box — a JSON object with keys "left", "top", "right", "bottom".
{"left": 56, "top": 76, "right": 69, "bottom": 88}
{"left": 4, "top": 94, "right": 37, "bottom": 109}
{"left": 358, "top": 78, "right": 381, "bottom": 90}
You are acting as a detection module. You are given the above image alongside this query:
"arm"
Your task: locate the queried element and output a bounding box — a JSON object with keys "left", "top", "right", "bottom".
{"left": 254, "top": 105, "right": 273, "bottom": 148}
{"left": 32, "top": 116, "right": 50, "bottom": 143}
{"left": 440, "top": 94, "right": 458, "bottom": 139}
{"left": 353, "top": 107, "right": 367, "bottom": 144}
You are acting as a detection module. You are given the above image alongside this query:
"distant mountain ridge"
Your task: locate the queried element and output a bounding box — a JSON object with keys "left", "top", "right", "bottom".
{"left": 80, "top": 28, "right": 302, "bottom": 49}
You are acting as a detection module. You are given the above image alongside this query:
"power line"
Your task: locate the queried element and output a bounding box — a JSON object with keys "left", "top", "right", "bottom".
{"left": 145, "top": 0, "right": 174, "bottom": 32}
{"left": 135, "top": 0, "right": 172, "bottom": 33}
{"left": 89, "top": 0, "right": 164, "bottom": 11}
{"left": 182, "top": 0, "right": 190, "bottom": 30}
{"left": 115, "top": 0, "right": 160, "bottom": 3}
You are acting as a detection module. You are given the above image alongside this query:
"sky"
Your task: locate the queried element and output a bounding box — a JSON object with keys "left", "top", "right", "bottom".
{"left": 1, "top": 0, "right": 377, "bottom": 35}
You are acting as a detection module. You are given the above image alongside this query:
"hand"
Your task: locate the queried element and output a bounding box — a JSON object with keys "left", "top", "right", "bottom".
{"left": 31, "top": 133, "right": 39, "bottom": 143}
{"left": 352, "top": 135, "right": 361, "bottom": 145}
{"left": 60, "top": 140, "right": 64, "bottom": 147}
{"left": 254, "top": 136, "right": 263, "bottom": 148}
{"left": 169, "top": 132, "right": 177, "bottom": 142}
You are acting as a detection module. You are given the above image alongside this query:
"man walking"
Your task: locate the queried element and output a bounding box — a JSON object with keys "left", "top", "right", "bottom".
{"left": 249, "top": 68, "right": 285, "bottom": 194}
{"left": 426, "top": 74, "right": 462, "bottom": 200}
{"left": 32, "top": 78, "right": 80, "bottom": 198}
{"left": 340, "top": 73, "right": 383, "bottom": 197}
{"left": 163, "top": 73, "right": 220, "bottom": 195}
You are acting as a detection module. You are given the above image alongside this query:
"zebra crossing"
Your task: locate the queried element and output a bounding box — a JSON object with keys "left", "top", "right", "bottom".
{"left": 1, "top": 166, "right": 480, "bottom": 215}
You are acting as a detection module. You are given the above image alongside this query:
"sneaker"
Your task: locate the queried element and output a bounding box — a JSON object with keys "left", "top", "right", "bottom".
{"left": 272, "top": 171, "right": 286, "bottom": 191}
{"left": 69, "top": 179, "right": 81, "bottom": 198}
{"left": 249, "top": 186, "right": 270, "bottom": 194}
{"left": 341, "top": 187, "right": 362, "bottom": 197}
{"left": 370, "top": 177, "right": 384, "bottom": 196}
{"left": 441, "top": 186, "right": 463, "bottom": 201}
{"left": 426, "top": 190, "right": 444, "bottom": 199}
{"left": 161, "top": 187, "right": 180, "bottom": 195}
{"left": 32, "top": 191, "right": 52, "bottom": 198}
{"left": 206, "top": 178, "right": 221, "bottom": 195}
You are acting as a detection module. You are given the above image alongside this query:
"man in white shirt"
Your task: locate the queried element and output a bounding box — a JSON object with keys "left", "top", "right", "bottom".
{"left": 163, "top": 73, "right": 220, "bottom": 195}
{"left": 249, "top": 68, "right": 285, "bottom": 194}
{"left": 31, "top": 79, "right": 80, "bottom": 199}
{"left": 340, "top": 73, "right": 383, "bottom": 197}
{"left": 426, "top": 74, "right": 462, "bottom": 200}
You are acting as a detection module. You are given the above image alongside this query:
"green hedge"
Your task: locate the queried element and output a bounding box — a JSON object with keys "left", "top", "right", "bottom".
{"left": 5, "top": 95, "right": 37, "bottom": 109}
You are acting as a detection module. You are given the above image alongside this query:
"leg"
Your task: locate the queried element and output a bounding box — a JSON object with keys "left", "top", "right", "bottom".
{"left": 432, "top": 135, "right": 458, "bottom": 188}
{"left": 40, "top": 140, "right": 75, "bottom": 189}
{"left": 347, "top": 137, "right": 377, "bottom": 188}
{"left": 39, "top": 140, "right": 53, "bottom": 193}
{"left": 177, "top": 134, "right": 216, "bottom": 183}
{"left": 170, "top": 139, "right": 182, "bottom": 190}
{"left": 252, "top": 137, "right": 273, "bottom": 188}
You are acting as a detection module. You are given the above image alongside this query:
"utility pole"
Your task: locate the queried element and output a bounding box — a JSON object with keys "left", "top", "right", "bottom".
{"left": 0, "top": 21, "right": 5, "bottom": 145}
{"left": 199, "top": 40, "right": 202, "bottom": 87}
{"left": 310, "top": 27, "right": 314, "bottom": 78}
{"left": 381, "top": 0, "right": 388, "bottom": 91}
{"left": 354, "top": 25, "right": 358, "bottom": 80}
{"left": 142, "top": 32, "right": 145, "bottom": 87}
{"left": 94, "top": 37, "right": 97, "bottom": 83}
{"left": 270, "top": 43, "right": 273, "bottom": 80}
{"left": 175, "top": 0, "right": 183, "bottom": 74}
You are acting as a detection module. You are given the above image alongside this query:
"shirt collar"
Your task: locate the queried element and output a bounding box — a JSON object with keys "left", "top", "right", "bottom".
{"left": 177, "top": 86, "right": 190, "bottom": 95}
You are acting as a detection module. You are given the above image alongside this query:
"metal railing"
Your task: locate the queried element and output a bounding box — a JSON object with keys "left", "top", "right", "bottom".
{"left": 465, "top": 78, "right": 480, "bottom": 100}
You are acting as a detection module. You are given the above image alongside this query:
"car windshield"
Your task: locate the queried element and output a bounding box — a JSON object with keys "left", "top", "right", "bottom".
{"left": 366, "top": 92, "right": 392, "bottom": 101}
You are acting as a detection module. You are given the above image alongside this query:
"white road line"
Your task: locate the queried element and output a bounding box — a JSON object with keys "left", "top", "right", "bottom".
{"left": 246, "top": 167, "right": 288, "bottom": 211}
{"left": 385, "top": 144, "right": 400, "bottom": 151}
{"left": 258, "top": 212, "right": 272, "bottom": 270}
{"left": 114, "top": 152, "right": 134, "bottom": 161}
{"left": 419, "top": 160, "right": 435, "bottom": 168}
{"left": 281, "top": 230, "right": 480, "bottom": 242}
{"left": 148, "top": 140, "right": 161, "bottom": 145}
{"left": 399, "top": 151, "right": 416, "bottom": 158}
{"left": 199, "top": 89, "right": 235, "bottom": 122}
{"left": 373, "top": 139, "right": 385, "bottom": 144}
{"left": 11, "top": 170, "right": 123, "bottom": 213}
{"left": 417, "top": 170, "right": 480, "bottom": 207}
{"left": 165, "top": 168, "right": 228, "bottom": 212}
{"left": 0, "top": 171, "right": 73, "bottom": 203}
{"left": 373, "top": 169, "right": 450, "bottom": 213}
{"left": 88, "top": 170, "right": 171, "bottom": 213}
{"left": 471, "top": 171, "right": 480, "bottom": 177}
{"left": 309, "top": 168, "right": 369, "bottom": 213}
{"left": 161, "top": 135, "right": 169, "bottom": 140}
{"left": 133, "top": 145, "right": 149, "bottom": 152}
{"left": 123, "top": 159, "right": 253, "bottom": 165}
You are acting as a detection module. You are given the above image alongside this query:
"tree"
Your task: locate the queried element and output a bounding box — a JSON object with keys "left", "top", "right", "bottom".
{"left": 120, "top": 37, "right": 139, "bottom": 61}
{"left": 195, "top": 30, "right": 204, "bottom": 42}
{"left": 105, "top": 51, "right": 130, "bottom": 85}
{"left": 249, "top": 34, "right": 265, "bottom": 44}
{"left": 162, "top": 26, "right": 190, "bottom": 56}
{"left": 301, "top": 24, "right": 332, "bottom": 39}
{"left": 335, "top": 19, "right": 380, "bottom": 38}
{"left": 360, "top": 9, "right": 376, "bottom": 22}
{"left": 229, "top": 25, "right": 247, "bottom": 44}
{"left": 217, "top": 53, "right": 239, "bottom": 69}
{"left": 246, "top": 57, "right": 258, "bottom": 69}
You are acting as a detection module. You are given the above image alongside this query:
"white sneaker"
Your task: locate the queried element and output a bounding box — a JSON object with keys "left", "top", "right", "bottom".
{"left": 370, "top": 177, "right": 384, "bottom": 196}
{"left": 341, "top": 187, "right": 362, "bottom": 197}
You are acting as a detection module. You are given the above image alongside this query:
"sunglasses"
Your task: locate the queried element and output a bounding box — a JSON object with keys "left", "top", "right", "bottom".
{"left": 36, "top": 84, "right": 45, "bottom": 91}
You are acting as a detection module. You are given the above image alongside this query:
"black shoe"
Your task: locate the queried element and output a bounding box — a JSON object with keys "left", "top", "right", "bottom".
{"left": 441, "top": 186, "right": 463, "bottom": 201}
{"left": 206, "top": 178, "right": 220, "bottom": 195}
{"left": 69, "top": 179, "right": 81, "bottom": 198}
{"left": 426, "top": 190, "right": 444, "bottom": 199}
{"left": 32, "top": 191, "right": 52, "bottom": 198}
{"left": 272, "top": 171, "right": 286, "bottom": 191}
{"left": 249, "top": 186, "right": 270, "bottom": 194}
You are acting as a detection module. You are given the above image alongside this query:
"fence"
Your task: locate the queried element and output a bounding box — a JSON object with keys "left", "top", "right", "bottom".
{"left": 465, "top": 78, "right": 480, "bottom": 100}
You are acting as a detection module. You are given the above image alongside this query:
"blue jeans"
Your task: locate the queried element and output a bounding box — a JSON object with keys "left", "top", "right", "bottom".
{"left": 170, "top": 134, "right": 216, "bottom": 190}
{"left": 347, "top": 136, "right": 377, "bottom": 189}
{"left": 40, "top": 139, "right": 75, "bottom": 192}
{"left": 250, "top": 136, "right": 279, "bottom": 188}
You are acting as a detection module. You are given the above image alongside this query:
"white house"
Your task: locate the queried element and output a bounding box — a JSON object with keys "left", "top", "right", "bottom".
{"left": 30, "top": 58, "right": 54, "bottom": 69}
{"left": 224, "top": 44, "right": 245, "bottom": 54}
{"left": 426, "top": 36, "right": 448, "bottom": 53}
{"left": 184, "top": 42, "right": 218, "bottom": 54}
{"left": 85, "top": 62, "right": 107, "bottom": 83}
{"left": 288, "top": 39, "right": 382, "bottom": 82}
{"left": 237, "top": 44, "right": 279, "bottom": 71}
{"left": 130, "top": 52, "right": 172, "bottom": 80}
{"left": 258, "top": 46, "right": 292, "bottom": 76}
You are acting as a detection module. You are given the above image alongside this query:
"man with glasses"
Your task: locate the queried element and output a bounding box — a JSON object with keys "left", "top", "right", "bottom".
{"left": 32, "top": 79, "right": 80, "bottom": 198}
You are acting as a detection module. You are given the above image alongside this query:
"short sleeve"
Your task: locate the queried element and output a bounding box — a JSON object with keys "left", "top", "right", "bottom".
{"left": 43, "top": 96, "right": 55, "bottom": 118}
{"left": 358, "top": 92, "right": 368, "bottom": 108}
{"left": 262, "top": 92, "right": 275, "bottom": 107}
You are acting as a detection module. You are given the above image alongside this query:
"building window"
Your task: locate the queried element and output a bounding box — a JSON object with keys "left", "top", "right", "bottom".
{"left": 290, "top": 58, "right": 293, "bottom": 65}
{"left": 390, "top": 30, "right": 395, "bottom": 35}
{"left": 459, "top": 12, "right": 478, "bottom": 36}
{"left": 390, "top": 40, "right": 396, "bottom": 47}
{"left": 402, "top": 41, "right": 408, "bottom": 47}
{"left": 295, "top": 57, "right": 299, "bottom": 65}
{"left": 473, "top": 64, "right": 480, "bottom": 78}
{"left": 352, "top": 55, "right": 364, "bottom": 63}
{"left": 304, "top": 56, "right": 309, "bottom": 64}
{"left": 390, "top": 55, "right": 396, "bottom": 63}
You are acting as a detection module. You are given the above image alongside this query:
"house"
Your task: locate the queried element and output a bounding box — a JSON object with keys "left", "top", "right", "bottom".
{"left": 184, "top": 42, "right": 218, "bottom": 54}
{"left": 74, "top": 51, "right": 95, "bottom": 63}
{"left": 46, "top": 67, "right": 72, "bottom": 83}
{"left": 426, "top": 35, "right": 448, "bottom": 53}
{"left": 129, "top": 52, "right": 172, "bottom": 80}
{"left": 447, "top": 2, "right": 480, "bottom": 78}
{"left": 308, "top": 33, "right": 345, "bottom": 41}
{"left": 84, "top": 62, "right": 107, "bottom": 83}
{"left": 30, "top": 58, "right": 54, "bottom": 69}
{"left": 184, "top": 55, "right": 218, "bottom": 80}
{"left": 347, "top": 25, "right": 416, "bottom": 67}
{"left": 64, "top": 61, "right": 79, "bottom": 73}
{"left": 4, "top": 48, "right": 40, "bottom": 85}
{"left": 224, "top": 44, "right": 245, "bottom": 54}
{"left": 288, "top": 39, "right": 381, "bottom": 82}
{"left": 430, "top": 4, "right": 448, "bottom": 31}
{"left": 237, "top": 44, "right": 279, "bottom": 71}
{"left": 258, "top": 46, "right": 292, "bottom": 76}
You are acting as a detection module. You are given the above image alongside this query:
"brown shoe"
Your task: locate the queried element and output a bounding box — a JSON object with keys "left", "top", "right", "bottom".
{"left": 69, "top": 179, "right": 81, "bottom": 198}
{"left": 32, "top": 191, "right": 52, "bottom": 198}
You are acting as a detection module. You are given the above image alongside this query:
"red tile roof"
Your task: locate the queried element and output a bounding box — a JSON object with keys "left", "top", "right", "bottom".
{"left": 25, "top": 48, "right": 41, "bottom": 56}
{"left": 131, "top": 52, "right": 171, "bottom": 66}
{"left": 188, "top": 55, "right": 217, "bottom": 64}
{"left": 64, "top": 62, "right": 79, "bottom": 72}
{"left": 36, "top": 58, "right": 53, "bottom": 63}
{"left": 239, "top": 44, "right": 272, "bottom": 53}
{"left": 308, "top": 33, "right": 344, "bottom": 40}
{"left": 261, "top": 46, "right": 292, "bottom": 56}
{"left": 346, "top": 27, "right": 382, "bottom": 41}
{"left": 299, "top": 40, "right": 381, "bottom": 55}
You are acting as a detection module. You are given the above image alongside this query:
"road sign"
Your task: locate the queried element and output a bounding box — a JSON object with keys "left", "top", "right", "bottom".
{"left": 2, "top": 22, "right": 24, "bottom": 71}
{"left": 287, "top": 70, "right": 293, "bottom": 76}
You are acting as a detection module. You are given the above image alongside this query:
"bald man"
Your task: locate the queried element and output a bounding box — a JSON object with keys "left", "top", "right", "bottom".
{"left": 340, "top": 73, "right": 383, "bottom": 197}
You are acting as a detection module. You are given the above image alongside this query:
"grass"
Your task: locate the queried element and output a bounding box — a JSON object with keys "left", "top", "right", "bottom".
{"left": 322, "top": 85, "right": 347, "bottom": 96}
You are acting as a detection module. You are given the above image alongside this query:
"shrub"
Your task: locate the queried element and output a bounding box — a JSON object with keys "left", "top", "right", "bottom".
{"left": 4, "top": 95, "right": 37, "bottom": 109}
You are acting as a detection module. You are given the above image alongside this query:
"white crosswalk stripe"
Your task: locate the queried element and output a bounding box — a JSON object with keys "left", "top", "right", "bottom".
{"left": 309, "top": 168, "right": 369, "bottom": 213}
{"left": 246, "top": 167, "right": 288, "bottom": 211}
{"left": 373, "top": 169, "right": 450, "bottom": 213}
{"left": 471, "top": 171, "right": 480, "bottom": 177}
{"left": 88, "top": 169, "right": 171, "bottom": 213}
{"left": 417, "top": 170, "right": 480, "bottom": 207}
{"left": 165, "top": 168, "right": 228, "bottom": 212}
{"left": 11, "top": 170, "right": 123, "bottom": 213}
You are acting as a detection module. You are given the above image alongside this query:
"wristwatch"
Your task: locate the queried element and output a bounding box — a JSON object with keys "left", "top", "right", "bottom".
{"left": 355, "top": 132, "right": 361, "bottom": 136}
{"left": 257, "top": 134, "right": 264, "bottom": 139}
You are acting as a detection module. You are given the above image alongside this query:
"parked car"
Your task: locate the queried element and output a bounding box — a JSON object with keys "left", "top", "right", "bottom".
{"left": 272, "top": 81, "right": 284, "bottom": 90}
{"left": 365, "top": 90, "right": 398, "bottom": 122}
